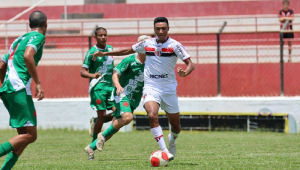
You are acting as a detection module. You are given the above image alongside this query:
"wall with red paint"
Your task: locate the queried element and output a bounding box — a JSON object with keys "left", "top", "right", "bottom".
{"left": 29, "top": 63, "right": 300, "bottom": 98}
{"left": 0, "top": 1, "right": 297, "bottom": 20}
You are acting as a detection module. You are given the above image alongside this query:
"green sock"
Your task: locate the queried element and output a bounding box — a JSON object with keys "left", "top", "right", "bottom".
{"left": 92, "top": 133, "right": 97, "bottom": 142}
{"left": 0, "top": 142, "right": 13, "bottom": 158}
{"left": 89, "top": 140, "right": 97, "bottom": 150}
{"left": 1, "top": 152, "right": 18, "bottom": 170}
{"left": 102, "top": 125, "right": 118, "bottom": 138}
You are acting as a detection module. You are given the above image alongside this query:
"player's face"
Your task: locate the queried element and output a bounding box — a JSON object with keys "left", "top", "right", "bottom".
{"left": 154, "top": 22, "right": 169, "bottom": 41}
{"left": 283, "top": 2, "right": 289, "bottom": 11}
{"left": 95, "top": 29, "right": 107, "bottom": 45}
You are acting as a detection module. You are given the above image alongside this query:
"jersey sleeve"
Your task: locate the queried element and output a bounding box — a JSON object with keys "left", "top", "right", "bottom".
{"left": 114, "top": 56, "right": 131, "bottom": 76}
{"left": 26, "top": 33, "right": 45, "bottom": 53}
{"left": 290, "top": 9, "right": 294, "bottom": 15}
{"left": 82, "top": 51, "right": 93, "bottom": 68}
{"left": 279, "top": 10, "right": 282, "bottom": 15}
{"left": 132, "top": 41, "right": 146, "bottom": 53}
{"left": 1, "top": 53, "right": 9, "bottom": 63}
{"left": 173, "top": 43, "right": 190, "bottom": 61}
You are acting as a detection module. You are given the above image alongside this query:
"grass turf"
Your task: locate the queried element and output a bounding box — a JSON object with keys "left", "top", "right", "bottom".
{"left": 0, "top": 129, "right": 300, "bottom": 169}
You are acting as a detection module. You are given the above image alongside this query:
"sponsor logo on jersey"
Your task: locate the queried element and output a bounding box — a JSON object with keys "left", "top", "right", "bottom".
{"left": 150, "top": 74, "right": 169, "bottom": 79}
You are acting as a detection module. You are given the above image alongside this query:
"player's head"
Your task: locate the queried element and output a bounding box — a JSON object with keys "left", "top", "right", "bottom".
{"left": 138, "top": 35, "right": 151, "bottom": 42}
{"left": 137, "top": 35, "right": 151, "bottom": 59}
{"left": 94, "top": 27, "right": 107, "bottom": 46}
{"left": 29, "top": 11, "right": 47, "bottom": 34}
{"left": 282, "top": 0, "right": 289, "bottom": 10}
{"left": 153, "top": 17, "right": 169, "bottom": 41}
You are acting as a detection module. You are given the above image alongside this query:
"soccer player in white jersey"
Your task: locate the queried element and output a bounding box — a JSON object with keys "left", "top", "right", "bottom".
{"left": 92, "top": 17, "right": 195, "bottom": 160}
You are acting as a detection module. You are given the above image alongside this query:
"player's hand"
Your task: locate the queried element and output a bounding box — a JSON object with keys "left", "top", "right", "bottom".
{"left": 116, "top": 86, "right": 124, "bottom": 96}
{"left": 93, "top": 72, "right": 102, "bottom": 79}
{"left": 177, "top": 67, "right": 186, "bottom": 77}
{"left": 92, "top": 51, "right": 105, "bottom": 61}
{"left": 35, "top": 83, "right": 44, "bottom": 101}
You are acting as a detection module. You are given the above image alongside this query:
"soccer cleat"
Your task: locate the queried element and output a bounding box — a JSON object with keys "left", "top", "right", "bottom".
{"left": 168, "top": 134, "right": 177, "bottom": 158}
{"left": 89, "top": 117, "right": 96, "bottom": 137}
{"left": 166, "top": 151, "right": 174, "bottom": 161}
{"left": 84, "top": 145, "right": 95, "bottom": 160}
{"left": 96, "top": 133, "right": 105, "bottom": 151}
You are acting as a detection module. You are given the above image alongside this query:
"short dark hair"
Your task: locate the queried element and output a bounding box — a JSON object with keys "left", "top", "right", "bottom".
{"left": 282, "top": 0, "right": 289, "bottom": 4}
{"left": 94, "top": 27, "right": 107, "bottom": 36}
{"left": 29, "top": 11, "right": 47, "bottom": 28}
{"left": 154, "top": 17, "right": 169, "bottom": 27}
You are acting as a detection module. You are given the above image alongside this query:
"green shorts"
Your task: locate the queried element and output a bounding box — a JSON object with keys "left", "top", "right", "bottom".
{"left": 1, "top": 89, "right": 37, "bottom": 128}
{"left": 112, "top": 96, "right": 135, "bottom": 119}
{"left": 90, "top": 88, "right": 115, "bottom": 111}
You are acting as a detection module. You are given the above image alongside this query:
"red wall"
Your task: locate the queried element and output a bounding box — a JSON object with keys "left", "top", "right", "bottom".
{"left": 0, "top": 0, "right": 298, "bottom": 20}
{"left": 28, "top": 63, "right": 300, "bottom": 98}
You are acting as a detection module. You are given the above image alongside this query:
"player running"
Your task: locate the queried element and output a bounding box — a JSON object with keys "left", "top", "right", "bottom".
{"left": 81, "top": 27, "right": 116, "bottom": 142}
{"left": 0, "top": 11, "right": 47, "bottom": 169}
{"left": 84, "top": 35, "right": 150, "bottom": 160}
{"left": 92, "top": 17, "right": 195, "bottom": 160}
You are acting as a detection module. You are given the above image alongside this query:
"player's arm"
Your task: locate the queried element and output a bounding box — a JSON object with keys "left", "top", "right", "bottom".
{"left": 278, "top": 11, "right": 285, "bottom": 22}
{"left": 80, "top": 68, "right": 101, "bottom": 79}
{"left": 24, "top": 46, "right": 44, "bottom": 100}
{"left": 112, "top": 72, "right": 124, "bottom": 95}
{"left": 173, "top": 44, "right": 195, "bottom": 77}
{"left": 177, "top": 58, "right": 195, "bottom": 77}
{"left": 0, "top": 58, "right": 7, "bottom": 83}
{"left": 92, "top": 48, "right": 135, "bottom": 61}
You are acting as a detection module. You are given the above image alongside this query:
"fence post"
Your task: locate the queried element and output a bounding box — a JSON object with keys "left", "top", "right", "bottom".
{"left": 88, "top": 36, "right": 92, "bottom": 49}
{"left": 217, "top": 21, "right": 227, "bottom": 96}
{"left": 280, "top": 19, "right": 290, "bottom": 96}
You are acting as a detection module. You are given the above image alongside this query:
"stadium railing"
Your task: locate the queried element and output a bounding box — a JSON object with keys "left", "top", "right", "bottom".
{"left": 0, "top": 15, "right": 299, "bottom": 97}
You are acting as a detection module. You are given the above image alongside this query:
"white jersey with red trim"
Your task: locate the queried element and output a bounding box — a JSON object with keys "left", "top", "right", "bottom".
{"left": 132, "top": 37, "right": 190, "bottom": 91}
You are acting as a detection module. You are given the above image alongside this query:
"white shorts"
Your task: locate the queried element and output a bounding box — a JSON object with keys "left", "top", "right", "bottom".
{"left": 142, "top": 88, "right": 179, "bottom": 113}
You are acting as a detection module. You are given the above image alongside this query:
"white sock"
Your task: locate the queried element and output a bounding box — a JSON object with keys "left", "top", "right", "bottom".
{"left": 170, "top": 131, "right": 179, "bottom": 144}
{"left": 150, "top": 126, "right": 168, "bottom": 152}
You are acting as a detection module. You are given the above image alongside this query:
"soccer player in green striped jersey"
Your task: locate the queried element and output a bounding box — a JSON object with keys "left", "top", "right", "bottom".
{"left": 0, "top": 11, "right": 47, "bottom": 169}
{"left": 81, "top": 27, "right": 115, "bottom": 142}
{"left": 84, "top": 35, "right": 150, "bottom": 160}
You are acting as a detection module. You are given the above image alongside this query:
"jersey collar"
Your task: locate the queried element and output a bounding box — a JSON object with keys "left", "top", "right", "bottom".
{"left": 94, "top": 45, "right": 107, "bottom": 51}
{"left": 155, "top": 36, "right": 170, "bottom": 46}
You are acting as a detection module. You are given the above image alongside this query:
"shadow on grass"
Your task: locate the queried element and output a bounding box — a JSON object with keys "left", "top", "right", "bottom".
{"left": 171, "top": 162, "right": 200, "bottom": 166}
{"left": 98, "top": 158, "right": 138, "bottom": 162}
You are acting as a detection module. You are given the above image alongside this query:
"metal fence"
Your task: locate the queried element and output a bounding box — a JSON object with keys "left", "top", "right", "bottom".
{"left": 0, "top": 15, "right": 299, "bottom": 97}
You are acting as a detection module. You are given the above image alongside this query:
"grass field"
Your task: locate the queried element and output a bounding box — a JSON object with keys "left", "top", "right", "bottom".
{"left": 0, "top": 129, "right": 300, "bottom": 170}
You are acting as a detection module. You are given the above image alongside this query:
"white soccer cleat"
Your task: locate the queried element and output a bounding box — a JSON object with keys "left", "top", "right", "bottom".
{"left": 166, "top": 151, "right": 174, "bottom": 161}
{"left": 84, "top": 145, "right": 95, "bottom": 160}
{"left": 168, "top": 133, "right": 177, "bottom": 158}
{"left": 89, "top": 117, "right": 96, "bottom": 137}
{"left": 96, "top": 133, "right": 105, "bottom": 151}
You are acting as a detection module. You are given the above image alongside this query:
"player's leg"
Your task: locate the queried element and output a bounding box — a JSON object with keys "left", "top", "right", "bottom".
{"left": 0, "top": 90, "right": 37, "bottom": 161}
{"left": 90, "top": 89, "right": 108, "bottom": 141}
{"left": 143, "top": 90, "right": 171, "bottom": 157}
{"left": 85, "top": 109, "right": 117, "bottom": 159}
{"left": 288, "top": 40, "right": 292, "bottom": 62}
{"left": 89, "top": 110, "right": 114, "bottom": 137}
{"left": 1, "top": 126, "right": 37, "bottom": 169}
{"left": 161, "top": 92, "right": 181, "bottom": 158}
{"left": 96, "top": 98, "right": 132, "bottom": 151}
